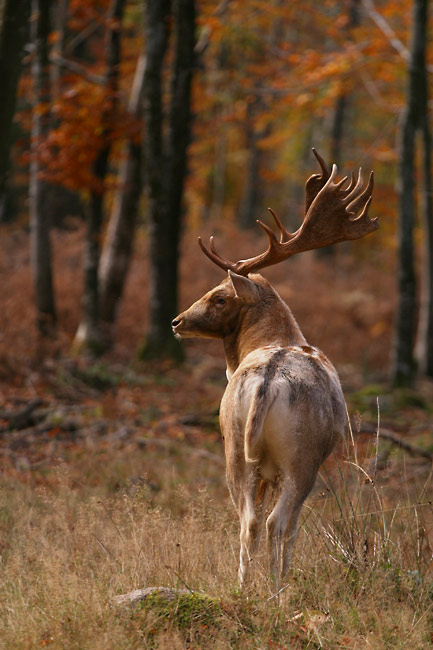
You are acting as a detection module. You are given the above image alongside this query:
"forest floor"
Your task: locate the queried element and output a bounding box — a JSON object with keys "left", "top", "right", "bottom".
{"left": 0, "top": 220, "right": 432, "bottom": 649}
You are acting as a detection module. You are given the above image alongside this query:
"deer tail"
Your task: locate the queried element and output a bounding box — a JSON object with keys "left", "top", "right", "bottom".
{"left": 244, "top": 386, "right": 271, "bottom": 463}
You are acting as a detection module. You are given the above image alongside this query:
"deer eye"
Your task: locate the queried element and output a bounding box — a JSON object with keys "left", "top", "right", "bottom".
{"left": 215, "top": 296, "right": 227, "bottom": 306}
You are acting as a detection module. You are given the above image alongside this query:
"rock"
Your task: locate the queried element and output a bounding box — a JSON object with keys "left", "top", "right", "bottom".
{"left": 111, "top": 586, "right": 192, "bottom": 607}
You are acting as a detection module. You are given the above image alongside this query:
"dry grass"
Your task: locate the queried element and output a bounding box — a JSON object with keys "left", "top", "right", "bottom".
{"left": 0, "top": 434, "right": 432, "bottom": 650}
{"left": 0, "top": 224, "right": 431, "bottom": 647}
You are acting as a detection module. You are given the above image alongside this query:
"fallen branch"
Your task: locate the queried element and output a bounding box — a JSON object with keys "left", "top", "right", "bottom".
{"left": 6, "top": 420, "right": 80, "bottom": 450}
{"left": 0, "top": 398, "right": 43, "bottom": 432}
{"left": 49, "top": 54, "right": 105, "bottom": 85}
{"left": 355, "top": 421, "right": 433, "bottom": 461}
{"left": 137, "top": 437, "right": 224, "bottom": 465}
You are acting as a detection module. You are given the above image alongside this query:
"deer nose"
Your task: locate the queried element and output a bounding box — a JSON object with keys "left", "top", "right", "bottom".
{"left": 172, "top": 317, "right": 182, "bottom": 328}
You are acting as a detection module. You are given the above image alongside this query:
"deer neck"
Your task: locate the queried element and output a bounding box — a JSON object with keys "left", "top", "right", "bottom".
{"left": 223, "top": 296, "right": 306, "bottom": 377}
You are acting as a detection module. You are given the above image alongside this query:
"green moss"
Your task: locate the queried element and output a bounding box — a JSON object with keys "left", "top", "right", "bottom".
{"left": 130, "top": 590, "right": 257, "bottom": 647}
{"left": 348, "top": 384, "right": 433, "bottom": 415}
{"left": 143, "top": 591, "right": 222, "bottom": 629}
{"left": 392, "top": 388, "right": 431, "bottom": 411}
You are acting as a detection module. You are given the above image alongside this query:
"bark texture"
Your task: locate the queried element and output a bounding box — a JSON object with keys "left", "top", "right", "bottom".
{"left": 417, "top": 12, "right": 433, "bottom": 378}
{"left": 392, "top": 0, "right": 428, "bottom": 385}
{"left": 29, "top": 0, "right": 57, "bottom": 336}
{"left": 418, "top": 115, "right": 433, "bottom": 377}
{"left": 238, "top": 98, "right": 265, "bottom": 230}
{"left": 142, "top": 0, "right": 196, "bottom": 359}
{"left": 0, "top": 0, "right": 30, "bottom": 220}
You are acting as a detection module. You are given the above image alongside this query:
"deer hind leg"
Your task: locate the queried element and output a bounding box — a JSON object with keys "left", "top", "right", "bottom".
{"left": 265, "top": 476, "right": 307, "bottom": 588}
{"left": 281, "top": 502, "right": 303, "bottom": 577}
{"left": 238, "top": 472, "right": 268, "bottom": 586}
{"left": 266, "top": 473, "right": 315, "bottom": 587}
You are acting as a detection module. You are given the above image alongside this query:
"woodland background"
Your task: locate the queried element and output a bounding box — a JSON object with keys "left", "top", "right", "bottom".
{"left": 0, "top": 0, "right": 433, "bottom": 648}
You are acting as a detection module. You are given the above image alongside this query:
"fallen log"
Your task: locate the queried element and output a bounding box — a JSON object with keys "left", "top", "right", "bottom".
{"left": 0, "top": 398, "right": 43, "bottom": 432}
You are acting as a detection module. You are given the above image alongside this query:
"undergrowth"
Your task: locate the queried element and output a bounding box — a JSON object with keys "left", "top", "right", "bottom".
{"left": 0, "top": 427, "right": 432, "bottom": 650}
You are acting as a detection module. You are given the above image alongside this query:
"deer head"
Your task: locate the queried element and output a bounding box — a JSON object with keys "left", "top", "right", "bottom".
{"left": 172, "top": 149, "right": 377, "bottom": 356}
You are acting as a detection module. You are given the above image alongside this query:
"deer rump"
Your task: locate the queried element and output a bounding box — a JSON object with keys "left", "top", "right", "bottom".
{"left": 219, "top": 344, "right": 347, "bottom": 583}
{"left": 221, "top": 345, "right": 346, "bottom": 485}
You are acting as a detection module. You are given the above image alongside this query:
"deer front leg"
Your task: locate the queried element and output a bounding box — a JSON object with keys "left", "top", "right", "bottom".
{"left": 238, "top": 492, "right": 259, "bottom": 586}
{"left": 226, "top": 462, "right": 262, "bottom": 587}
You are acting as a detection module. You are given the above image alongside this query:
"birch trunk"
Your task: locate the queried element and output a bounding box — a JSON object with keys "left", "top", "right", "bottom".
{"left": 98, "top": 54, "right": 146, "bottom": 336}
{"left": 74, "top": 0, "right": 125, "bottom": 353}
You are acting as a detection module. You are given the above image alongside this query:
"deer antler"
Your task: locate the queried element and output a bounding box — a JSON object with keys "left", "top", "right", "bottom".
{"left": 198, "top": 149, "right": 378, "bottom": 276}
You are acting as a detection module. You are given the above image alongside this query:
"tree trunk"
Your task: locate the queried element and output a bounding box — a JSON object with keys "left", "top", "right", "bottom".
{"left": 416, "top": 2, "right": 433, "bottom": 378}
{"left": 392, "top": 0, "right": 427, "bottom": 386}
{"left": 141, "top": 0, "right": 196, "bottom": 360}
{"left": 74, "top": 0, "right": 125, "bottom": 353}
{"left": 51, "top": 0, "right": 69, "bottom": 95}
{"left": 99, "top": 54, "right": 146, "bottom": 334}
{"left": 29, "top": 0, "right": 57, "bottom": 337}
{"left": 417, "top": 115, "right": 433, "bottom": 377}
{"left": 318, "top": 0, "right": 360, "bottom": 259}
{"left": 210, "top": 120, "right": 227, "bottom": 222}
{"left": 0, "top": 0, "right": 30, "bottom": 221}
{"left": 238, "top": 100, "right": 263, "bottom": 230}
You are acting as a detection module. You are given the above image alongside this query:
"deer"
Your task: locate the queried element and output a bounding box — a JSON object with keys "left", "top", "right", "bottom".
{"left": 171, "top": 149, "right": 378, "bottom": 587}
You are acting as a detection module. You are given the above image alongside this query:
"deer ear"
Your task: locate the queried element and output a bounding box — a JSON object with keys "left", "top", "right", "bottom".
{"left": 228, "top": 270, "right": 258, "bottom": 303}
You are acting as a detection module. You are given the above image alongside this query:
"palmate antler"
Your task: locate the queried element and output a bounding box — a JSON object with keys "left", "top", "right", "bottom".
{"left": 198, "top": 149, "right": 378, "bottom": 276}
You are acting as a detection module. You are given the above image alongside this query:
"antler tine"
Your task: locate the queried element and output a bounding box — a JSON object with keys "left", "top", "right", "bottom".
{"left": 198, "top": 236, "right": 236, "bottom": 273}
{"left": 256, "top": 218, "right": 280, "bottom": 245}
{"left": 340, "top": 171, "right": 356, "bottom": 197}
{"left": 312, "top": 147, "right": 330, "bottom": 179}
{"left": 209, "top": 236, "right": 219, "bottom": 255}
{"left": 267, "top": 207, "right": 293, "bottom": 243}
{"left": 335, "top": 175, "right": 348, "bottom": 190}
{"left": 354, "top": 194, "right": 376, "bottom": 225}
{"left": 347, "top": 170, "right": 374, "bottom": 217}
{"left": 342, "top": 168, "right": 363, "bottom": 204}
{"left": 305, "top": 148, "right": 333, "bottom": 213}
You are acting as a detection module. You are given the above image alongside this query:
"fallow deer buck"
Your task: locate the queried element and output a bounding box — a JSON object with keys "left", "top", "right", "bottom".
{"left": 172, "top": 149, "right": 378, "bottom": 586}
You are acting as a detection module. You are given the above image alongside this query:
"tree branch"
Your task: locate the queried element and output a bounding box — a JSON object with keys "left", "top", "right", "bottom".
{"left": 49, "top": 53, "right": 105, "bottom": 85}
